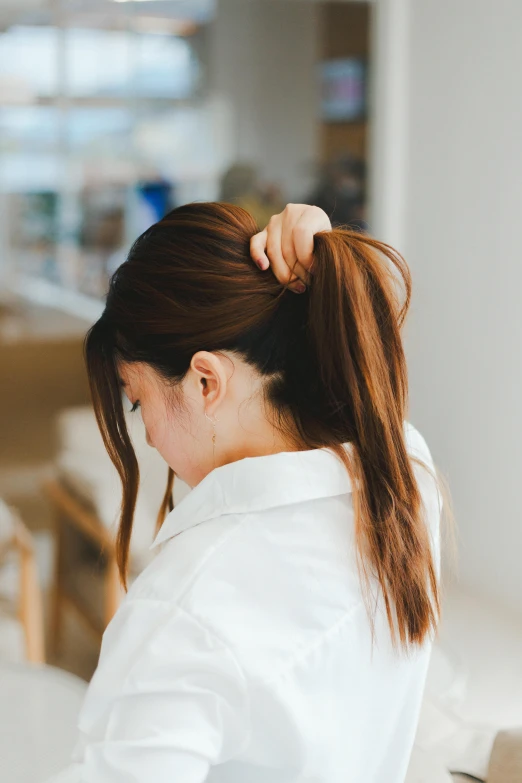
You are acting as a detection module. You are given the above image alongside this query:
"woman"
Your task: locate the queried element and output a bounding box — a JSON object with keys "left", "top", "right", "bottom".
{"left": 51, "top": 203, "right": 442, "bottom": 782}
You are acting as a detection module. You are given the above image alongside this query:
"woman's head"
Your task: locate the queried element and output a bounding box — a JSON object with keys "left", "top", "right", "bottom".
{"left": 86, "top": 201, "right": 440, "bottom": 649}
{"left": 88, "top": 203, "right": 311, "bottom": 483}
{"left": 117, "top": 346, "right": 296, "bottom": 487}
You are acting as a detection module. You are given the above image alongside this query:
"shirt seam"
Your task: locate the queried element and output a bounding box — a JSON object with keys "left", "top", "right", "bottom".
{"left": 252, "top": 599, "right": 365, "bottom": 690}
{"left": 141, "top": 511, "right": 260, "bottom": 606}
{"left": 132, "top": 526, "right": 367, "bottom": 693}
{"left": 120, "top": 596, "right": 364, "bottom": 722}
{"left": 176, "top": 604, "right": 253, "bottom": 755}
{"left": 115, "top": 601, "right": 253, "bottom": 760}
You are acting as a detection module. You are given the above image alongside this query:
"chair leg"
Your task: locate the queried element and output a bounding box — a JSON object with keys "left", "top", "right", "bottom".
{"left": 10, "top": 513, "right": 46, "bottom": 664}
{"left": 19, "top": 545, "right": 46, "bottom": 664}
{"left": 50, "top": 513, "right": 65, "bottom": 656}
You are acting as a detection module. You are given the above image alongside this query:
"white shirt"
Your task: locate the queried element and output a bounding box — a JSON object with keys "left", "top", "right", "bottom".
{"left": 50, "top": 422, "right": 441, "bottom": 783}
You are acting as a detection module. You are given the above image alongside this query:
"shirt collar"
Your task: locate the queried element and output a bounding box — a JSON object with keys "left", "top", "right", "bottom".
{"left": 150, "top": 447, "right": 353, "bottom": 550}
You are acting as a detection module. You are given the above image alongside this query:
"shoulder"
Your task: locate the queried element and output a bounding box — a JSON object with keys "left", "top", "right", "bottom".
{"left": 404, "top": 421, "right": 443, "bottom": 565}
{"left": 404, "top": 420, "right": 436, "bottom": 472}
{"left": 404, "top": 421, "right": 441, "bottom": 507}
{"left": 126, "top": 512, "right": 243, "bottom": 604}
{"left": 76, "top": 595, "right": 250, "bottom": 751}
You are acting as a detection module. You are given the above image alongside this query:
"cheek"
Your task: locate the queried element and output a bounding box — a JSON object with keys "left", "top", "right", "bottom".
{"left": 143, "top": 406, "right": 207, "bottom": 487}
{"left": 141, "top": 405, "right": 183, "bottom": 462}
{"left": 141, "top": 408, "right": 163, "bottom": 450}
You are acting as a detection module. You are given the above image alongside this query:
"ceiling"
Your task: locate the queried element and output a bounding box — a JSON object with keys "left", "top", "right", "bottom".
{"left": 0, "top": 0, "right": 372, "bottom": 31}
{"left": 0, "top": 0, "right": 217, "bottom": 29}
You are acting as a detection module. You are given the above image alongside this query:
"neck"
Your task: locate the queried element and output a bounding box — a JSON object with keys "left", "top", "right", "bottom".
{"left": 215, "top": 397, "right": 299, "bottom": 471}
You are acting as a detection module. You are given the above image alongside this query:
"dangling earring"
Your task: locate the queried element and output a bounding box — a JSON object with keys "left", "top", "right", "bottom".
{"left": 204, "top": 411, "right": 218, "bottom": 467}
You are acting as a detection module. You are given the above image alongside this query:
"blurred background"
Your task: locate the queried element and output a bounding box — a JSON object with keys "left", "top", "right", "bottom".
{"left": 0, "top": 1, "right": 521, "bottom": 781}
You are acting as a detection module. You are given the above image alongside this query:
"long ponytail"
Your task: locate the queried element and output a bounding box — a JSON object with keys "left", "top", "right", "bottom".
{"left": 303, "top": 229, "right": 440, "bottom": 648}
{"left": 86, "top": 203, "right": 441, "bottom": 648}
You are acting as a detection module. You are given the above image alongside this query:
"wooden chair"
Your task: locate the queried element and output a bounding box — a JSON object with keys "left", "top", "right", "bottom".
{"left": 45, "top": 405, "right": 188, "bottom": 654}
{"left": 0, "top": 505, "right": 45, "bottom": 664}
{"left": 44, "top": 479, "right": 122, "bottom": 651}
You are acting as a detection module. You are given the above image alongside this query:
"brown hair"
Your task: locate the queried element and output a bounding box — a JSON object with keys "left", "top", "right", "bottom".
{"left": 85, "top": 201, "right": 440, "bottom": 649}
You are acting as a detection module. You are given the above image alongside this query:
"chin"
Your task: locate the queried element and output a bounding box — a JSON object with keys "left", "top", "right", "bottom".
{"left": 166, "top": 460, "right": 194, "bottom": 489}
{"left": 175, "top": 462, "right": 207, "bottom": 490}
{"left": 176, "top": 468, "right": 198, "bottom": 489}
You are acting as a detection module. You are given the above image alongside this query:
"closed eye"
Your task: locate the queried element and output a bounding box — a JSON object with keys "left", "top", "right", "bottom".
{"left": 130, "top": 400, "right": 140, "bottom": 413}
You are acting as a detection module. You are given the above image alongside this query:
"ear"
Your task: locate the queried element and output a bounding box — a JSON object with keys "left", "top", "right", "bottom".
{"left": 189, "top": 351, "right": 228, "bottom": 416}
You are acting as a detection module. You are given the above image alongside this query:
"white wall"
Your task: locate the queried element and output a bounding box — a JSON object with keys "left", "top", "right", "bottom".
{"left": 211, "top": 0, "right": 319, "bottom": 200}
{"left": 373, "top": 0, "right": 522, "bottom": 616}
{"left": 369, "top": 0, "right": 409, "bottom": 250}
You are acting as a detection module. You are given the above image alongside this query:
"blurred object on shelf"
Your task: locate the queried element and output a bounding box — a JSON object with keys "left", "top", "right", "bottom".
{"left": 219, "top": 163, "right": 258, "bottom": 204}
{"left": 135, "top": 177, "right": 174, "bottom": 234}
{"left": 306, "top": 153, "right": 367, "bottom": 231}
{"left": 80, "top": 187, "right": 125, "bottom": 252}
{"left": 12, "top": 192, "right": 57, "bottom": 249}
{"left": 8, "top": 191, "right": 59, "bottom": 283}
{"left": 320, "top": 58, "right": 367, "bottom": 123}
{"left": 77, "top": 184, "right": 126, "bottom": 298}
{"left": 219, "top": 162, "right": 284, "bottom": 229}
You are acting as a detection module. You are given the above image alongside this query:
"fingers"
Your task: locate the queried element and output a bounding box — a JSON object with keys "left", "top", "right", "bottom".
{"left": 292, "top": 206, "right": 331, "bottom": 271}
{"left": 249, "top": 204, "right": 331, "bottom": 294}
{"left": 265, "top": 215, "right": 292, "bottom": 284}
{"left": 281, "top": 205, "right": 312, "bottom": 286}
{"left": 251, "top": 219, "right": 305, "bottom": 292}
{"left": 250, "top": 229, "right": 270, "bottom": 270}
{"left": 280, "top": 204, "right": 331, "bottom": 285}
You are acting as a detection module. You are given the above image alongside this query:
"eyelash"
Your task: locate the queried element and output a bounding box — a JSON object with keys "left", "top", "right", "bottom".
{"left": 130, "top": 400, "right": 140, "bottom": 413}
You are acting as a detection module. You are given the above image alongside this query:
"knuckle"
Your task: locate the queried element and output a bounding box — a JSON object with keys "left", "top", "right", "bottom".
{"left": 314, "top": 206, "right": 331, "bottom": 225}
{"left": 273, "top": 261, "right": 290, "bottom": 282}
{"left": 293, "top": 222, "right": 308, "bottom": 236}
{"left": 281, "top": 238, "right": 295, "bottom": 255}
{"left": 265, "top": 241, "right": 278, "bottom": 260}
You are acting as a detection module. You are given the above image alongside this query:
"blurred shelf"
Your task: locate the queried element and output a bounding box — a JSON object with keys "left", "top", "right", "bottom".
{"left": 0, "top": 95, "right": 205, "bottom": 109}
{"left": 8, "top": 275, "right": 103, "bottom": 325}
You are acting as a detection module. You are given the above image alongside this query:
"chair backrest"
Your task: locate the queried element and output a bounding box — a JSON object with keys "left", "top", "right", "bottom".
{"left": 55, "top": 405, "right": 190, "bottom": 573}
{"left": 0, "top": 497, "right": 15, "bottom": 553}
{"left": 0, "top": 499, "right": 45, "bottom": 664}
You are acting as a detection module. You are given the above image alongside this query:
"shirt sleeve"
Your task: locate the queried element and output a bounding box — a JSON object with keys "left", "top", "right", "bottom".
{"left": 52, "top": 599, "right": 250, "bottom": 783}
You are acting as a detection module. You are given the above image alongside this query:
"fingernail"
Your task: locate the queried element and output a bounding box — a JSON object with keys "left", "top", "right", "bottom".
{"left": 294, "top": 282, "right": 306, "bottom": 294}
{"left": 255, "top": 258, "right": 268, "bottom": 271}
